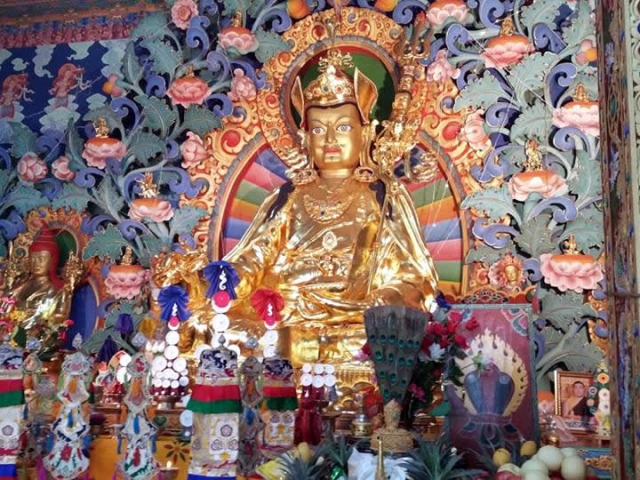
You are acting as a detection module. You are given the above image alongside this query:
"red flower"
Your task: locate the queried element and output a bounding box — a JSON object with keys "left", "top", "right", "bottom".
{"left": 454, "top": 334, "right": 468, "bottom": 349}
{"left": 439, "top": 336, "right": 449, "bottom": 348}
{"left": 421, "top": 334, "right": 436, "bottom": 351}
{"left": 64, "top": 319, "right": 74, "bottom": 327}
{"left": 408, "top": 383, "right": 425, "bottom": 401}
{"left": 61, "top": 444, "right": 72, "bottom": 462}
{"left": 465, "top": 318, "right": 479, "bottom": 330}
{"left": 433, "top": 323, "right": 447, "bottom": 336}
{"left": 447, "top": 312, "right": 463, "bottom": 333}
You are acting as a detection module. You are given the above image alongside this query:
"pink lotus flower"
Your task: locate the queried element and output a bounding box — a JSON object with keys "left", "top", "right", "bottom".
{"left": 228, "top": 69, "right": 257, "bottom": 102}
{"left": 129, "top": 198, "right": 174, "bottom": 222}
{"left": 218, "top": 27, "right": 259, "bottom": 55}
{"left": 483, "top": 36, "right": 534, "bottom": 69}
{"left": 180, "top": 132, "right": 208, "bottom": 168}
{"left": 171, "top": 0, "right": 198, "bottom": 30}
{"left": 426, "top": 50, "right": 460, "bottom": 82}
{"left": 426, "top": 0, "right": 469, "bottom": 26}
{"left": 459, "top": 110, "right": 491, "bottom": 152}
{"left": 105, "top": 265, "right": 149, "bottom": 299}
{"left": 552, "top": 102, "right": 600, "bottom": 137}
{"left": 82, "top": 137, "right": 127, "bottom": 170}
{"left": 576, "top": 39, "right": 597, "bottom": 65}
{"left": 52, "top": 156, "right": 75, "bottom": 181}
{"left": 17, "top": 154, "right": 48, "bottom": 183}
{"left": 166, "top": 75, "right": 212, "bottom": 108}
{"left": 539, "top": 253, "right": 604, "bottom": 293}
{"left": 508, "top": 170, "right": 568, "bottom": 201}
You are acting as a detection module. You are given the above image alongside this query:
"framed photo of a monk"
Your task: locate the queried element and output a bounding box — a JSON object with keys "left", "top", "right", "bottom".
{"left": 554, "top": 371, "right": 596, "bottom": 432}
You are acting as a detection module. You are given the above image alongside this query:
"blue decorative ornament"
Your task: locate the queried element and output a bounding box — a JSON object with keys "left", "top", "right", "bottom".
{"left": 203, "top": 261, "right": 240, "bottom": 299}
{"left": 157, "top": 285, "right": 191, "bottom": 322}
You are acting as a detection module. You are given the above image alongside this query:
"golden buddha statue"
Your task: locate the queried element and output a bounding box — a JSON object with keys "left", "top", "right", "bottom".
{"left": 1, "top": 224, "right": 82, "bottom": 345}
{"left": 224, "top": 48, "right": 439, "bottom": 365}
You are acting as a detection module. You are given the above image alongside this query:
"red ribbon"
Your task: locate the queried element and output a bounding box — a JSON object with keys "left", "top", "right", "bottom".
{"left": 263, "top": 385, "right": 297, "bottom": 398}
{"left": 190, "top": 384, "right": 241, "bottom": 402}
{"left": 251, "top": 289, "right": 284, "bottom": 326}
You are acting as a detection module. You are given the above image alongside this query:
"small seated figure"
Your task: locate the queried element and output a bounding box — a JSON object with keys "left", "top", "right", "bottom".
{"left": 2, "top": 225, "right": 82, "bottom": 352}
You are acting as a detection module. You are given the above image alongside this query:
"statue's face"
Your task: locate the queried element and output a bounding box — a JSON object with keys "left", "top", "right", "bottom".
{"left": 504, "top": 265, "right": 519, "bottom": 283}
{"left": 306, "top": 103, "right": 364, "bottom": 171}
{"left": 30, "top": 251, "right": 52, "bottom": 277}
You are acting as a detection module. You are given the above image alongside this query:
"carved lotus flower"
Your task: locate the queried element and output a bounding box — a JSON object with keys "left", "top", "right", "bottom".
{"left": 106, "top": 264, "right": 149, "bottom": 299}
{"left": 129, "top": 198, "right": 174, "bottom": 223}
{"left": 82, "top": 119, "right": 127, "bottom": 170}
{"left": 552, "top": 84, "right": 600, "bottom": 137}
{"left": 166, "top": 72, "right": 212, "bottom": 108}
{"left": 508, "top": 170, "right": 569, "bottom": 201}
{"left": 426, "top": 0, "right": 469, "bottom": 26}
{"left": 483, "top": 18, "right": 534, "bottom": 69}
{"left": 540, "top": 236, "right": 603, "bottom": 293}
{"left": 17, "top": 153, "right": 48, "bottom": 183}
{"left": 218, "top": 13, "right": 259, "bottom": 55}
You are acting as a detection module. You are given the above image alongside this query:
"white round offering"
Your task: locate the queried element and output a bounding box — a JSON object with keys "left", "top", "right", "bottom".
{"left": 179, "top": 376, "right": 190, "bottom": 387}
{"left": 301, "top": 373, "right": 313, "bottom": 386}
{"left": 212, "top": 314, "right": 230, "bottom": 332}
{"left": 164, "top": 345, "right": 179, "bottom": 360}
{"left": 166, "top": 331, "right": 180, "bottom": 346}
{"left": 263, "top": 345, "right": 277, "bottom": 358}
{"left": 262, "top": 330, "right": 279, "bottom": 346}
{"left": 180, "top": 410, "right": 193, "bottom": 427}
{"left": 119, "top": 353, "right": 132, "bottom": 367}
{"left": 173, "top": 357, "right": 187, "bottom": 372}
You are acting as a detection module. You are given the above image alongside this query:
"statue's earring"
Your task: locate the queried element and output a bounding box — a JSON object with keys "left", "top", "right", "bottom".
{"left": 353, "top": 124, "right": 377, "bottom": 184}
{"left": 291, "top": 129, "right": 319, "bottom": 186}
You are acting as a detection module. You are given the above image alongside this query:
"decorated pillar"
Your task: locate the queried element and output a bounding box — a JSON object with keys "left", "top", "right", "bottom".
{"left": 597, "top": 0, "right": 640, "bottom": 477}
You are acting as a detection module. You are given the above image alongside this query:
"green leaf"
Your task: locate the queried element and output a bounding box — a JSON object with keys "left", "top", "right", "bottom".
{"left": 83, "top": 224, "right": 130, "bottom": 261}
{"left": 519, "top": 0, "right": 564, "bottom": 34}
{"left": 562, "top": 1, "right": 593, "bottom": 46}
{"left": 52, "top": 183, "right": 93, "bottom": 211}
{"left": 221, "top": 0, "right": 243, "bottom": 16}
{"left": 254, "top": 27, "right": 292, "bottom": 64}
{"left": 135, "top": 95, "right": 177, "bottom": 137}
{"left": 568, "top": 151, "right": 600, "bottom": 201}
{"left": 559, "top": 216, "right": 604, "bottom": 250}
{"left": 140, "top": 39, "right": 181, "bottom": 76}
{"left": 508, "top": 52, "right": 557, "bottom": 104}
{"left": 247, "top": 0, "right": 266, "bottom": 17}
{"left": 510, "top": 101, "right": 553, "bottom": 143}
{"left": 95, "top": 177, "right": 125, "bottom": 215}
{"left": 182, "top": 105, "right": 222, "bottom": 136}
{"left": 83, "top": 328, "right": 135, "bottom": 355}
{"left": 8, "top": 122, "right": 37, "bottom": 159}
{"left": 454, "top": 71, "right": 506, "bottom": 111}
{"left": 126, "top": 131, "right": 165, "bottom": 165}
{"left": 168, "top": 206, "right": 208, "bottom": 239}
{"left": 0, "top": 243, "right": 6, "bottom": 258}
{"left": 5, "top": 185, "right": 49, "bottom": 215}
{"left": 132, "top": 11, "right": 173, "bottom": 39}
{"left": 501, "top": 146, "right": 526, "bottom": 168}
{"left": 465, "top": 241, "right": 515, "bottom": 264}
{"left": 514, "top": 214, "right": 555, "bottom": 257}
{"left": 64, "top": 118, "right": 85, "bottom": 171}
{"left": 540, "top": 290, "right": 595, "bottom": 330}
{"left": 540, "top": 326, "right": 602, "bottom": 374}
{"left": 122, "top": 42, "right": 144, "bottom": 86}
{"left": 461, "top": 185, "right": 522, "bottom": 223}
{"left": 0, "top": 170, "right": 14, "bottom": 198}
{"left": 137, "top": 234, "right": 168, "bottom": 268}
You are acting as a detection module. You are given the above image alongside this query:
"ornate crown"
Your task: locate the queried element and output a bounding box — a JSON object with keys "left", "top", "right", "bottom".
{"left": 291, "top": 49, "right": 378, "bottom": 126}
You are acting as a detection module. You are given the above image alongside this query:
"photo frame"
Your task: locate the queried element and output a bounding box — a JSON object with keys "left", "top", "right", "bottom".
{"left": 554, "top": 371, "right": 597, "bottom": 433}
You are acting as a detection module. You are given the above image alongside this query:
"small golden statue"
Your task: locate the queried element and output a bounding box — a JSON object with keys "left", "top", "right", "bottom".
{"left": 223, "top": 24, "right": 438, "bottom": 366}
{"left": 1, "top": 224, "right": 82, "bottom": 349}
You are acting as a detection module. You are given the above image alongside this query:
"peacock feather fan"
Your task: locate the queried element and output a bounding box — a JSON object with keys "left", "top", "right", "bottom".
{"left": 364, "top": 306, "right": 428, "bottom": 404}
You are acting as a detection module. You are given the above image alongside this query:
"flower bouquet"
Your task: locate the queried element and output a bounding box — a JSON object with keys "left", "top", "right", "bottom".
{"left": 403, "top": 295, "right": 478, "bottom": 424}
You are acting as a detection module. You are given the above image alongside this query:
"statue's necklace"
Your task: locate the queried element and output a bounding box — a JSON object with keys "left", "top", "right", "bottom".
{"left": 303, "top": 178, "right": 354, "bottom": 223}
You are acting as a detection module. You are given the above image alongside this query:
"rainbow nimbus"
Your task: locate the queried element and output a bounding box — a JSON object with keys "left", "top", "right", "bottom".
{"left": 220, "top": 148, "right": 464, "bottom": 296}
